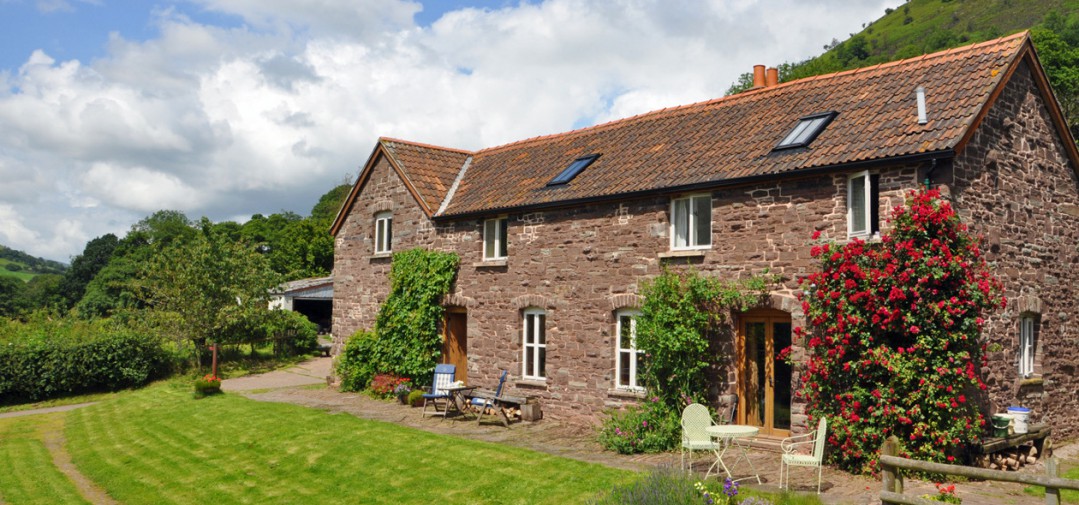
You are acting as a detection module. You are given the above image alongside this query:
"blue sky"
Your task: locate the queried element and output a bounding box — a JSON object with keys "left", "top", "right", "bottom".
{"left": 0, "top": 0, "right": 898, "bottom": 261}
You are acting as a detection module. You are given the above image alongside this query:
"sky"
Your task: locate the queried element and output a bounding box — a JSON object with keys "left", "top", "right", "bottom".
{"left": 0, "top": 0, "right": 900, "bottom": 263}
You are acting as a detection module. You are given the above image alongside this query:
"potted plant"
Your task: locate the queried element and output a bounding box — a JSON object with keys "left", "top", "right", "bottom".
{"left": 394, "top": 382, "right": 412, "bottom": 405}
{"left": 194, "top": 374, "right": 222, "bottom": 398}
{"left": 408, "top": 389, "right": 425, "bottom": 407}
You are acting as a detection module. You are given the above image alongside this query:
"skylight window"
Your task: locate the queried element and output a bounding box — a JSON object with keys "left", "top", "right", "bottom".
{"left": 774, "top": 112, "right": 837, "bottom": 150}
{"left": 547, "top": 154, "right": 600, "bottom": 186}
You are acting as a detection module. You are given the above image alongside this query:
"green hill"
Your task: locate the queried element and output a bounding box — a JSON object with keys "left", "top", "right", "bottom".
{"left": 727, "top": 0, "right": 1079, "bottom": 142}
{"left": 0, "top": 244, "right": 67, "bottom": 282}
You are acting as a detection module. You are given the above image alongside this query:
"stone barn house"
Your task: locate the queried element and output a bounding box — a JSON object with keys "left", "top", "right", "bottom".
{"left": 331, "top": 32, "right": 1079, "bottom": 441}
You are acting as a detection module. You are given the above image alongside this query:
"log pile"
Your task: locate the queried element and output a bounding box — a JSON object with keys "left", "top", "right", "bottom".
{"left": 478, "top": 406, "right": 521, "bottom": 420}
{"left": 973, "top": 443, "right": 1040, "bottom": 471}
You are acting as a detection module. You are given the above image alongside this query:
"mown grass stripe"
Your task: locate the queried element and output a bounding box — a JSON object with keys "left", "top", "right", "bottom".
{"left": 64, "top": 382, "right": 630, "bottom": 504}
{"left": 0, "top": 416, "right": 90, "bottom": 505}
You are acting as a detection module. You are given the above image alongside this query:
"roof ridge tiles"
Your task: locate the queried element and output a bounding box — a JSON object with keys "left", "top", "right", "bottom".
{"left": 379, "top": 137, "right": 475, "bottom": 155}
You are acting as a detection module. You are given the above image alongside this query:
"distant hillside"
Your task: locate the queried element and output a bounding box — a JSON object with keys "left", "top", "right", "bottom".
{"left": 727, "top": 0, "right": 1079, "bottom": 142}
{"left": 0, "top": 244, "right": 67, "bottom": 281}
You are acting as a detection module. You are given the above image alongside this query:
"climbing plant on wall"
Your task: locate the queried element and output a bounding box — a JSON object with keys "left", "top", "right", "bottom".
{"left": 337, "top": 247, "right": 460, "bottom": 391}
{"left": 797, "top": 188, "right": 1004, "bottom": 474}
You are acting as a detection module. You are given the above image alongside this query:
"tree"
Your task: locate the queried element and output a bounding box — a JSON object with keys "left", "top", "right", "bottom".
{"left": 310, "top": 182, "right": 352, "bottom": 223}
{"left": 58, "top": 234, "right": 118, "bottom": 308}
{"left": 21, "top": 274, "right": 64, "bottom": 313}
{"left": 0, "top": 276, "right": 27, "bottom": 318}
{"left": 138, "top": 219, "right": 283, "bottom": 366}
{"left": 797, "top": 189, "right": 1004, "bottom": 474}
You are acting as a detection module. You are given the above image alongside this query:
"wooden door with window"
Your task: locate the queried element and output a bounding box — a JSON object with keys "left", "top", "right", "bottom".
{"left": 737, "top": 309, "right": 792, "bottom": 438}
{"left": 442, "top": 310, "right": 467, "bottom": 384}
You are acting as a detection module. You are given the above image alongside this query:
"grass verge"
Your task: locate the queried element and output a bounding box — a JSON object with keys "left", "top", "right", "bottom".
{"left": 65, "top": 380, "right": 632, "bottom": 504}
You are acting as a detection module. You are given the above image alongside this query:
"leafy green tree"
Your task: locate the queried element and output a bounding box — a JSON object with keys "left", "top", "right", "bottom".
{"left": 0, "top": 276, "right": 27, "bottom": 318}
{"left": 20, "top": 274, "right": 64, "bottom": 313}
{"left": 137, "top": 219, "right": 283, "bottom": 366}
{"left": 1032, "top": 23, "right": 1079, "bottom": 140}
{"left": 310, "top": 183, "right": 352, "bottom": 223}
{"left": 58, "top": 234, "right": 118, "bottom": 308}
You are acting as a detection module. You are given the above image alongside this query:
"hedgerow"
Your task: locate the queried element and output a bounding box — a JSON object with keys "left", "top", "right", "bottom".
{"left": 0, "top": 317, "right": 171, "bottom": 403}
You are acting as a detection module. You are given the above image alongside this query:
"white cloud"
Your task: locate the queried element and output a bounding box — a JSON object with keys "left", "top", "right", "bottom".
{"left": 0, "top": 0, "right": 899, "bottom": 261}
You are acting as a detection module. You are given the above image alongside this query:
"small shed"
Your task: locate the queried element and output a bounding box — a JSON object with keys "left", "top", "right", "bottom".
{"left": 270, "top": 276, "right": 333, "bottom": 335}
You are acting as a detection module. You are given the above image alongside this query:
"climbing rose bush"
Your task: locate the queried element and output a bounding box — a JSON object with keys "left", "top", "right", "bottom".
{"left": 796, "top": 188, "right": 1004, "bottom": 474}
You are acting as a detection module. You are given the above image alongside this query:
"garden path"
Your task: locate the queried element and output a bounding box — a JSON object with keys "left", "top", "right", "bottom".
{"left": 233, "top": 357, "right": 1076, "bottom": 505}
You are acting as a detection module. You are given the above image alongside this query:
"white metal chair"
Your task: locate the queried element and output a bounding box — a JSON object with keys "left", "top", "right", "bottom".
{"left": 681, "top": 403, "right": 721, "bottom": 472}
{"left": 779, "top": 417, "right": 828, "bottom": 493}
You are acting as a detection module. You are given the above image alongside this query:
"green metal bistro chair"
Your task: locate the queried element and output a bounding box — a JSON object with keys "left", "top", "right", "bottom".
{"left": 779, "top": 417, "right": 828, "bottom": 493}
{"left": 681, "top": 403, "right": 721, "bottom": 473}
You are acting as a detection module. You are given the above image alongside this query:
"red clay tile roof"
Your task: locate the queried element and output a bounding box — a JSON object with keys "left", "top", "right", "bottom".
{"left": 340, "top": 32, "right": 1050, "bottom": 227}
{"left": 435, "top": 32, "right": 1029, "bottom": 217}
{"left": 380, "top": 138, "right": 472, "bottom": 214}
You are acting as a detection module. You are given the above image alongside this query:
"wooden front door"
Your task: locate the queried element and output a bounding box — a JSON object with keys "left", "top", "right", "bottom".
{"left": 442, "top": 310, "right": 467, "bottom": 383}
{"left": 738, "top": 309, "right": 792, "bottom": 438}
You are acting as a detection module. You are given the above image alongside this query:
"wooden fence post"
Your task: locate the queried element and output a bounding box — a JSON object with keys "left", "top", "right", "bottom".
{"left": 1047, "top": 457, "right": 1060, "bottom": 505}
{"left": 882, "top": 436, "right": 898, "bottom": 496}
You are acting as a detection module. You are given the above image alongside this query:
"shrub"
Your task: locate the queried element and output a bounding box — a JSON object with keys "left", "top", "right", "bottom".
{"left": 335, "top": 329, "right": 380, "bottom": 391}
{"left": 369, "top": 373, "right": 410, "bottom": 399}
{"left": 597, "top": 396, "right": 679, "bottom": 454}
{"left": 407, "top": 389, "right": 425, "bottom": 405}
{"left": 0, "top": 317, "right": 171, "bottom": 403}
{"left": 797, "top": 189, "right": 1004, "bottom": 474}
{"left": 589, "top": 466, "right": 698, "bottom": 505}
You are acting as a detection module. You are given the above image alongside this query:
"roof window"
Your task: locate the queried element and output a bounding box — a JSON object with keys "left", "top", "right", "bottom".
{"left": 774, "top": 112, "right": 837, "bottom": 150}
{"left": 547, "top": 154, "right": 600, "bottom": 186}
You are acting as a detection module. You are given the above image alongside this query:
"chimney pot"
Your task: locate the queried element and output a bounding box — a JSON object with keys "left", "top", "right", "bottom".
{"left": 765, "top": 67, "right": 779, "bottom": 87}
{"left": 752, "top": 65, "right": 766, "bottom": 88}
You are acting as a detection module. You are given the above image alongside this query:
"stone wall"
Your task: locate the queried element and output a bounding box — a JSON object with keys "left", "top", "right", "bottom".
{"left": 334, "top": 155, "right": 922, "bottom": 430}
{"left": 948, "top": 60, "right": 1079, "bottom": 440}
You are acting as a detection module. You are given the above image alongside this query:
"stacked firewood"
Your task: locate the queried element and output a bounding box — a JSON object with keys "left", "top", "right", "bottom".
{"left": 973, "top": 444, "right": 1040, "bottom": 470}
{"left": 478, "top": 406, "right": 521, "bottom": 420}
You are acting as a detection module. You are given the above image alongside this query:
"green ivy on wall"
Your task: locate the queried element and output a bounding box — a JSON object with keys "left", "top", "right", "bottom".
{"left": 336, "top": 248, "right": 460, "bottom": 390}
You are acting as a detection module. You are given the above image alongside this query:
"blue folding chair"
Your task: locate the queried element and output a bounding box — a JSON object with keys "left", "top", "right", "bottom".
{"left": 421, "top": 364, "right": 456, "bottom": 418}
{"left": 470, "top": 370, "right": 510, "bottom": 426}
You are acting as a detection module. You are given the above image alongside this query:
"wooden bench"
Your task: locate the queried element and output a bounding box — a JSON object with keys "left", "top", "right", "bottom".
{"left": 973, "top": 423, "right": 1051, "bottom": 454}
{"left": 468, "top": 391, "right": 541, "bottom": 426}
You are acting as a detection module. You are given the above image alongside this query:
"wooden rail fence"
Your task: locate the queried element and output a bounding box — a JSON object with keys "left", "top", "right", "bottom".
{"left": 880, "top": 436, "right": 1079, "bottom": 505}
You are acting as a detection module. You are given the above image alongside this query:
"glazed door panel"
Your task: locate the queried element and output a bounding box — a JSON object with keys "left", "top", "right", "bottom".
{"left": 739, "top": 313, "right": 791, "bottom": 437}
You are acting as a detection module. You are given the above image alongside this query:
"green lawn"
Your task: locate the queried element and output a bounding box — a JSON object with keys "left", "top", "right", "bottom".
{"left": 56, "top": 381, "right": 631, "bottom": 504}
{"left": 0, "top": 414, "right": 91, "bottom": 505}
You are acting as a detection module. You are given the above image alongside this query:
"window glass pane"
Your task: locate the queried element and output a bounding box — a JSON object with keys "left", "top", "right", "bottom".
{"left": 673, "top": 199, "right": 689, "bottom": 248}
{"left": 618, "top": 315, "right": 632, "bottom": 350}
{"left": 538, "top": 314, "right": 546, "bottom": 345}
{"left": 385, "top": 217, "right": 392, "bottom": 251}
{"left": 692, "top": 196, "right": 711, "bottom": 246}
{"left": 538, "top": 347, "right": 546, "bottom": 377}
{"left": 619, "top": 351, "right": 631, "bottom": 387}
{"left": 375, "top": 220, "right": 384, "bottom": 252}
{"left": 634, "top": 352, "right": 644, "bottom": 388}
{"left": 498, "top": 218, "right": 508, "bottom": 257}
{"left": 524, "top": 314, "right": 535, "bottom": 344}
{"left": 779, "top": 121, "right": 810, "bottom": 146}
{"left": 850, "top": 175, "right": 867, "bottom": 234}
{"left": 524, "top": 346, "right": 533, "bottom": 375}
{"left": 484, "top": 220, "right": 496, "bottom": 258}
{"left": 774, "top": 322, "right": 792, "bottom": 431}
{"left": 792, "top": 117, "right": 825, "bottom": 144}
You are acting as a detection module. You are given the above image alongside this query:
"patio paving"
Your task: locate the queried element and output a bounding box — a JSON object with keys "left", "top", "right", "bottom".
{"left": 230, "top": 357, "right": 1077, "bottom": 505}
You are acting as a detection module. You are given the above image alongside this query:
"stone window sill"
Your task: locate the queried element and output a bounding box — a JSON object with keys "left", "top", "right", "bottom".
{"left": 658, "top": 249, "right": 707, "bottom": 259}
{"left": 1019, "top": 377, "right": 1044, "bottom": 387}
{"left": 371, "top": 253, "right": 392, "bottom": 260}
{"left": 608, "top": 388, "right": 646, "bottom": 400}
{"left": 473, "top": 259, "right": 507, "bottom": 267}
{"left": 515, "top": 378, "right": 548, "bottom": 388}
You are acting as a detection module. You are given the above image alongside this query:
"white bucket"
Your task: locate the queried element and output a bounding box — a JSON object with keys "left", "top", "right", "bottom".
{"left": 1007, "top": 406, "right": 1031, "bottom": 434}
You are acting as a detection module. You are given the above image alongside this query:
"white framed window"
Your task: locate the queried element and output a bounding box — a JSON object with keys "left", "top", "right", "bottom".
{"left": 483, "top": 217, "right": 508, "bottom": 260}
{"left": 671, "top": 194, "right": 712, "bottom": 250}
{"left": 1019, "top": 315, "right": 1038, "bottom": 378}
{"left": 374, "top": 211, "right": 392, "bottom": 254}
{"left": 615, "top": 310, "right": 643, "bottom": 391}
{"left": 847, "top": 171, "right": 880, "bottom": 238}
{"left": 522, "top": 308, "right": 546, "bottom": 380}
